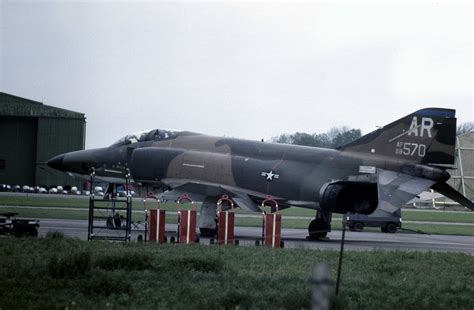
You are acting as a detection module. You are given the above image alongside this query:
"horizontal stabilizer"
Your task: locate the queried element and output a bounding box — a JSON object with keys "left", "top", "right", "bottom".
{"left": 378, "top": 169, "right": 435, "bottom": 213}
{"left": 431, "top": 182, "right": 474, "bottom": 211}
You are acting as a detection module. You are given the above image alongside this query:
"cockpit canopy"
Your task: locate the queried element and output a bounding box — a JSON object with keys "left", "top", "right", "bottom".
{"left": 110, "top": 129, "right": 178, "bottom": 147}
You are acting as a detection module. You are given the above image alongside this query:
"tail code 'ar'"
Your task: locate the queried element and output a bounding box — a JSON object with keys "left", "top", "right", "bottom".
{"left": 341, "top": 108, "right": 457, "bottom": 166}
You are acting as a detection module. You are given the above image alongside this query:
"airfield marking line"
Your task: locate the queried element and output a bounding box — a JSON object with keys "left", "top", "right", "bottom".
{"left": 403, "top": 209, "right": 474, "bottom": 214}
{"left": 403, "top": 220, "right": 474, "bottom": 226}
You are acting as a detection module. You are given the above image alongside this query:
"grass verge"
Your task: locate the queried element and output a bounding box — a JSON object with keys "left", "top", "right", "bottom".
{"left": 0, "top": 236, "right": 473, "bottom": 309}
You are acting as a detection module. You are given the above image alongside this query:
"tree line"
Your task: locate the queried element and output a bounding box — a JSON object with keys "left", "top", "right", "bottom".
{"left": 271, "top": 126, "right": 362, "bottom": 149}
{"left": 457, "top": 122, "right": 474, "bottom": 136}
{"left": 271, "top": 122, "right": 473, "bottom": 148}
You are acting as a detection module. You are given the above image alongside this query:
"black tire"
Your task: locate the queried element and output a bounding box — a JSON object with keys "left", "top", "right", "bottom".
{"left": 13, "top": 226, "right": 29, "bottom": 237}
{"left": 381, "top": 226, "right": 388, "bottom": 233}
{"left": 234, "top": 240, "right": 239, "bottom": 246}
{"left": 137, "top": 235, "right": 143, "bottom": 242}
{"left": 200, "top": 228, "right": 217, "bottom": 237}
{"left": 12, "top": 229, "right": 23, "bottom": 237}
{"left": 106, "top": 217, "right": 114, "bottom": 228}
{"left": 170, "top": 236, "right": 175, "bottom": 244}
{"left": 308, "top": 218, "right": 330, "bottom": 239}
{"left": 280, "top": 240, "right": 284, "bottom": 248}
{"left": 255, "top": 240, "right": 260, "bottom": 246}
{"left": 353, "top": 222, "right": 364, "bottom": 232}
{"left": 385, "top": 223, "right": 398, "bottom": 234}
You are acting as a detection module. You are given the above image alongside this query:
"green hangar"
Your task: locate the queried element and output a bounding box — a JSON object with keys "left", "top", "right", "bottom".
{"left": 0, "top": 92, "right": 86, "bottom": 188}
{"left": 448, "top": 132, "right": 474, "bottom": 201}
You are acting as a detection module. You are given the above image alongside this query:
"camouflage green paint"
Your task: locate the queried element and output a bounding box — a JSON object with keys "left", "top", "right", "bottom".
{"left": 47, "top": 108, "right": 474, "bottom": 213}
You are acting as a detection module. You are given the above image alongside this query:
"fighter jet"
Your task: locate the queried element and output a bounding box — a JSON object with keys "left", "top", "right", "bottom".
{"left": 47, "top": 108, "right": 474, "bottom": 238}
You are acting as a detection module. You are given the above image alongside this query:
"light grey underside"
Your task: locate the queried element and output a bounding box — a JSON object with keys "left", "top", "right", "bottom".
{"left": 377, "top": 168, "right": 435, "bottom": 213}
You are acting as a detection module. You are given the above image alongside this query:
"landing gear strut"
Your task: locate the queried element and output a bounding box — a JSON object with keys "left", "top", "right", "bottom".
{"left": 198, "top": 197, "right": 218, "bottom": 237}
{"left": 308, "top": 211, "right": 332, "bottom": 239}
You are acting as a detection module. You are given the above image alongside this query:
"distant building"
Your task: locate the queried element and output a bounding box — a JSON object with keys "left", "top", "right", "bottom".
{"left": 0, "top": 92, "right": 86, "bottom": 187}
{"left": 448, "top": 131, "right": 474, "bottom": 200}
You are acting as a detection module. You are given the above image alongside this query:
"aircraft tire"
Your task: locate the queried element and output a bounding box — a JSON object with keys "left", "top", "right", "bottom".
{"left": 308, "top": 218, "right": 330, "bottom": 239}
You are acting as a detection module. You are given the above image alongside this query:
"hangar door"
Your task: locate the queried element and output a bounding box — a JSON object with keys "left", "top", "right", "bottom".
{"left": 0, "top": 117, "right": 37, "bottom": 185}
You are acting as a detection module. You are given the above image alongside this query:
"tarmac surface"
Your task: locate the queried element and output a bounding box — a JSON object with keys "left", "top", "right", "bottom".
{"left": 36, "top": 218, "right": 474, "bottom": 254}
{"left": 3, "top": 205, "right": 474, "bottom": 227}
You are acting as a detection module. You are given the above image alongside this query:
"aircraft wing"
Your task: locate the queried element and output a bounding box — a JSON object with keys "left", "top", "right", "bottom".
{"left": 157, "top": 179, "right": 262, "bottom": 212}
{"left": 158, "top": 178, "right": 317, "bottom": 212}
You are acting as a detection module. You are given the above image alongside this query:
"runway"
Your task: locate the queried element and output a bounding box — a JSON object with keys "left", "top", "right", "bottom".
{"left": 36, "top": 218, "right": 474, "bottom": 254}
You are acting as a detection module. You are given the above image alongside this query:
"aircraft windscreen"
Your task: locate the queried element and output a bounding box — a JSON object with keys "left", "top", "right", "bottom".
{"left": 110, "top": 129, "right": 177, "bottom": 147}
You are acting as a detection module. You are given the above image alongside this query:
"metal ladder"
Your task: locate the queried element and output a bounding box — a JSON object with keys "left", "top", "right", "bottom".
{"left": 87, "top": 168, "right": 132, "bottom": 241}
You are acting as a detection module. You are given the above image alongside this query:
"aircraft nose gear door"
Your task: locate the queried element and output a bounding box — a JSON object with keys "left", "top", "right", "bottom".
{"left": 216, "top": 195, "right": 237, "bottom": 245}
{"left": 260, "top": 196, "right": 283, "bottom": 248}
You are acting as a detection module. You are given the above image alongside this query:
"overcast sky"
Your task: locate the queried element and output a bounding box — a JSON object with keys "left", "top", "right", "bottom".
{"left": 1, "top": 1, "right": 472, "bottom": 149}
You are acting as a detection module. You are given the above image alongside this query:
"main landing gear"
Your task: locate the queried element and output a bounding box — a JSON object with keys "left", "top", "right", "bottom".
{"left": 199, "top": 197, "right": 218, "bottom": 237}
{"left": 308, "top": 210, "right": 332, "bottom": 240}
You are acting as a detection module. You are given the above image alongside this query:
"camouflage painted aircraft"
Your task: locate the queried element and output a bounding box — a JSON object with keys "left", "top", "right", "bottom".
{"left": 48, "top": 108, "right": 474, "bottom": 238}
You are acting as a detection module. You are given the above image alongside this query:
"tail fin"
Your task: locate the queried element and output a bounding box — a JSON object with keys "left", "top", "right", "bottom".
{"left": 341, "top": 108, "right": 457, "bottom": 166}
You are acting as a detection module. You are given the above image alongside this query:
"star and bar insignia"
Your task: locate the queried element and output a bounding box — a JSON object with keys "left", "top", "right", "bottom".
{"left": 261, "top": 170, "right": 280, "bottom": 181}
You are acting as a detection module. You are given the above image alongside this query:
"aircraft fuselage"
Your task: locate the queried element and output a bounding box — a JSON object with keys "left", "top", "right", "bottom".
{"left": 48, "top": 132, "right": 448, "bottom": 212}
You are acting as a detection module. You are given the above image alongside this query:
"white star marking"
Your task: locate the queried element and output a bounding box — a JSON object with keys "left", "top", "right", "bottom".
{"left": 261, "top": 170, "right": 280, "bottom": 181}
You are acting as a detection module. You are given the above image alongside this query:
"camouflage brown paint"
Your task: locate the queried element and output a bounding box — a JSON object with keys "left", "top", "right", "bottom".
{"left": 47, "top": 108, "right": 474, "bottom": 214}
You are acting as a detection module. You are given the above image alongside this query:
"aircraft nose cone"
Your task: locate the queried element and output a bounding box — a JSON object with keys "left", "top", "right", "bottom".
{"left": 47, "top": 154, "right": 65, "bottom": 171}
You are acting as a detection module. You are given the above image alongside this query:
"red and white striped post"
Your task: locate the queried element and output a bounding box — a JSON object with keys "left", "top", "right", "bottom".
{"left": 216, "top": 195, "right": 235, "bottom": 245}
{"left": 176, "top": 193, "right": 197, "bottom": 244}
{"left": 146, "top": 195, "right": 166, "bottom": 243}
{"left": 261, "top": 196, "right": 282, "bottom": 248}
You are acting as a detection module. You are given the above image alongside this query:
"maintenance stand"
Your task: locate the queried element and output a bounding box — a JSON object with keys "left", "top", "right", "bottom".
{"left": 87, "top": 168, "right": 133, "bottom": 241}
